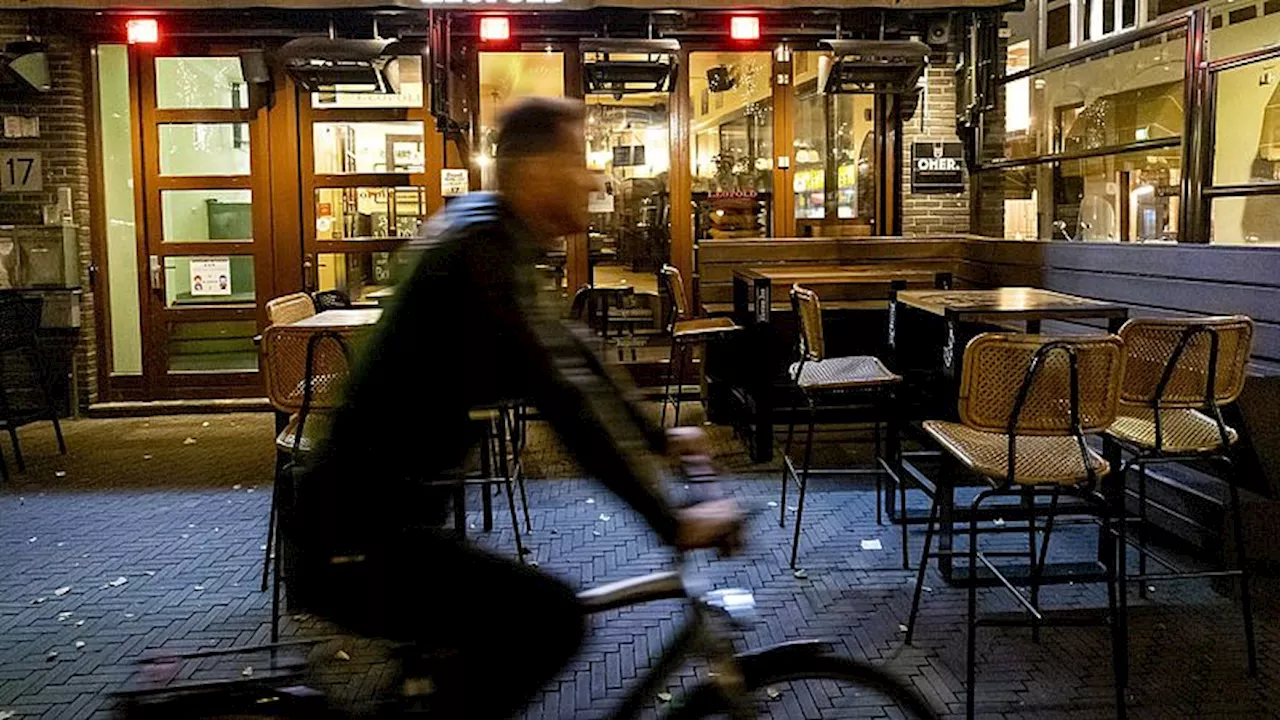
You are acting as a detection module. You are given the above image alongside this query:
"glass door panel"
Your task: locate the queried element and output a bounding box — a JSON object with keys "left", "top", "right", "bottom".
{"left": 690, "top": 52, "right": 775, "bottom": 241}
{"left": 585, "top": 93, "right": 670, "bottom": 290}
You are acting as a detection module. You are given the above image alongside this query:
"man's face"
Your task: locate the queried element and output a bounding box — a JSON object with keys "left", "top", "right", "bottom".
{"left": 519, "top": 122, "right": 594, "bottom": 238}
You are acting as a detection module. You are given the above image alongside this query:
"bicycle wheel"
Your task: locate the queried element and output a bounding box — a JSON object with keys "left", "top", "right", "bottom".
{"left": 666, "top": 649, "right": 936, "bottom": 720}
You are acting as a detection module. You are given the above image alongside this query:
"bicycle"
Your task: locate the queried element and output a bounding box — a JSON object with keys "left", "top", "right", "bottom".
{"left": 117, "top": 448, "right": 935, "bottom": 718}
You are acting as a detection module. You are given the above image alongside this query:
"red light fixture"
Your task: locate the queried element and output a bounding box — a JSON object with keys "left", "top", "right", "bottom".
{"left": 730, "top": 16, "right": 761, "bottom": 42}
{"left": 479, "top": 16, "right": 511, "bottom": 43}
{"left": 126, "top": 18, "right": 160, "bottom": 45}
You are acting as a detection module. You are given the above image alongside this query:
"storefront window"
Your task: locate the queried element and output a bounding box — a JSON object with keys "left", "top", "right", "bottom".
{"left": 311, "top": 56, "right": 424, "bottom": 109}
{"left": 585, "top": 94, "right": 670, "bottom": 287}
{"left": 476, "top": 52, "right": 565, "bottom": 190}
{"left": 315, "top": 187, "right": 426, "bottom": 240}
{"left": 1211, "top": 59, "right": 1280, "bottom": 186}
{"left": 312, "top": 121, "right": 425, "bottom": 174}
{"left": 1211, "top": 196, "right": 1280, "bottom": 245}
{"left": 981, "top": 148, "right": 1181, "bottom": 242}
{"left": 791, "top": 53, "right": 876, "bottom": 236}
{"left": 992, "top": 29, "right": 1185, "bottom": 163}
{"left": 690, "top": 52, "right": 774, "bottom": 240}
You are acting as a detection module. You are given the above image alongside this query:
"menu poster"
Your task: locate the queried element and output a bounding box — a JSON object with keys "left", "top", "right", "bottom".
{"left": 441, "top": 168, "right": 470, "bottom": 197}
{"left": 189, "top": 257, "right": 232, "bottom": 296}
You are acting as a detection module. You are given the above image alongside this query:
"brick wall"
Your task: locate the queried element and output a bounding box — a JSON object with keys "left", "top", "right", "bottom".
{"left": 0, "top": 10, "right": 96, "bottom": 411}
{"left": 900, "top": 50, "right": 972, "bottom": 236}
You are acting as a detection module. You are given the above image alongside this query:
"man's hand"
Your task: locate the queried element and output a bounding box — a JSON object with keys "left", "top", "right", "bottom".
{"left": 673, "top": 499, "right": 745, "bottom": 553}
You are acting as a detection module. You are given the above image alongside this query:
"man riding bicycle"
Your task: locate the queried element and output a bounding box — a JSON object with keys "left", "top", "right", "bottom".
{"left": 287, "top": 98, "right": 745, "bottom": 719}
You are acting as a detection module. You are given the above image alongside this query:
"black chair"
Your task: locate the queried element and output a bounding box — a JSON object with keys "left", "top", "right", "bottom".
{"left": 0, "top": 294, "right": 67, "bottom": 481}
{"left": 311, "top": 289, "right": 353, "bottom": 311}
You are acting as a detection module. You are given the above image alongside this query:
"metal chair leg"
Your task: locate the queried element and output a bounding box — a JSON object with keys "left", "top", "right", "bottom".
{"left": 672, "top": 342, "right": 687, "bottom": 426}
{"left": 1226, "top": 472, "right": 1258, "bottom": 676}
{"left": 906, "top": 496, "right": 940, "bottom": 645}
{"left": 788, "top": 398, "right": 817, "bottom": 569}
{"left": 261, "top": 475, "right": 279, "bottom": 592}
{"left": 900, "top": 465, "right": 910, "bottom": 571}
{"left": 779, "top": 391, "right": 799, "bottom": 529}
{"left": 874, "top": 418, "right": 883, "bottom": 526}
{"left": 271, "top": 511, "right": 283, "bottom": 644}
{"left": 661, "top": 339, "right": 677, "bottom": 427}
{"left": 0, "top": 443, "right": 8, "bottom": 483}
{"left": 504, "top": 476, "right": 527, "bottom": 561}
{"left": 965, "top": 497, "right": 981, "bottom": 720}
{"left": 1116, "top": 495, "right": 1130, "bottom": 693}
{"left": 1030, "top": 488, "right": 1060, "bottom": 644}
{"left": 1104, "top": 507, "right": 1127, "bottom": 720}
{"left": 1024, "top": 488, "right": 1039, "bottom": 642}
{"left": 1137, "top": 462, "right": 1148, "bottom": 599}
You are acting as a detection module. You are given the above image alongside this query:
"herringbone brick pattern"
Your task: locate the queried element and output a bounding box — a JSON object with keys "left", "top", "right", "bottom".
{"left": 0, "top": 413, "right": 1277, "bottom": 719}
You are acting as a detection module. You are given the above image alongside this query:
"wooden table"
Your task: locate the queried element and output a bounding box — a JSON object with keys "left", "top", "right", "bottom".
{"left": 286, "top": 308, "right": 382, "bottom": 329}
{"left": 885, "top": 287, "right": 1130, "bottom": 586}
{"left": 733, "top": 265, "right": 950, "bottom": 324}
{"left": 890, "top": 287, "right": 1130, "bottom": 377}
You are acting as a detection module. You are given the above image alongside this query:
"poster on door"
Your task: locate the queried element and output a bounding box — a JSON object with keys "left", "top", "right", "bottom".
{"left": 189, "top": 257, "right": 232, "bottom": 296}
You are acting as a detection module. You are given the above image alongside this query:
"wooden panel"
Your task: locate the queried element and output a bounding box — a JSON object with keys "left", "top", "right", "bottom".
{"left": 969, "top": 240, "right": 1280, "bottom": 288}
{"left": 670, "top": 47, "right": 694, "bottom": 307}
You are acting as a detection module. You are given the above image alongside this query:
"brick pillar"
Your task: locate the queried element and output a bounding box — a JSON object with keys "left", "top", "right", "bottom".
{"left": 900, "top": 51, "right": 972, "bottom": 236}
{"left": 0, "top": 11, "right": 97, "bottom": 411}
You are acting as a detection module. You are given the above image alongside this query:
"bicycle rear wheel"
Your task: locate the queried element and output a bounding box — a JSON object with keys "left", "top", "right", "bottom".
{"left": 667, "top": 650, "right": 936, "bottom": 720}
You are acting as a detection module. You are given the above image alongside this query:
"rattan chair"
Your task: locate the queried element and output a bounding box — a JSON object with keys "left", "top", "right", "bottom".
{"left": 780, "top": 285, "right": 902, "bottom": 569}
{"left": 904, "top": 333, "right": 1128, "bottom": 720}
{"left": 658, "top": 264, "right": 740, "bottom": 426}
{"left": 265, "top": 292, "right": 316, "bottom": 326}
{"left": 260, "top": 324, "right": 357, "bottom": 641}
{"left": 1105, "top": 316, "right": 1257, "bottom": 675}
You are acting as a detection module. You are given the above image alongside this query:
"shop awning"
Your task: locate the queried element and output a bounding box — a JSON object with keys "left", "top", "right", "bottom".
{"left": 31, "top": 0, "right": 1019, "bottom": 11}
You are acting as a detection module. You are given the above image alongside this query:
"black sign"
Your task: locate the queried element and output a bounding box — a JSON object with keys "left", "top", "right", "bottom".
{"left": 911, "top": 141, "right": 965, "bottom": 193}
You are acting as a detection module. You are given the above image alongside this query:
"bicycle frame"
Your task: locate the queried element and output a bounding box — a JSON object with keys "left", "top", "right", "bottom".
{"left": 577, "top": 567, "right": 832, "bottom": 720}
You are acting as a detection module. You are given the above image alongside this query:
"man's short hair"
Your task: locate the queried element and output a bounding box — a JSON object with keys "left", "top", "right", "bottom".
{"left": 495, "top": 97, "right": 583, "bottom": 185}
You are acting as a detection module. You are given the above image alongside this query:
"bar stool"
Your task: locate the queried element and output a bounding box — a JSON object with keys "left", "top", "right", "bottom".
{"left": 904, "top": 333, "right": 1128, "bottom": 720}
{"left": 658, "top": 264, "right": 740, "bottom": 426}
{"left": 1104, "top": 316, "right": 1257, "bottom": 675}
{"left": 0, "top": 294, "right": 67, "bottom": 482}
{"left": 261, "top": 326, "right": 355, "bottom": 641}
{"left": 780, "top": 285, "right": 902, "bottom": 569}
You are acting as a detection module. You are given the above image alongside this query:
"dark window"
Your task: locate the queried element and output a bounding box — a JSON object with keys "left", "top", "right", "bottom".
{"left": 1267, "top": 0, "right": 1280, "bottom": 16}
{"left": 1104, "top": 0, "right": 1117, "bottom": 35}
{"left": 1229, "top": 6, "right": 1258, "bottom": 23}
{"left": 1047, "top": 6, "right": 1071, "bottom": 49}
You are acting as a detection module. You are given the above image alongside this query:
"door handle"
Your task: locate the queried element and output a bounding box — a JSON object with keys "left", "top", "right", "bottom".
{"left": 149, "top": 255, "right": 163, "bottom": 292}
{"left": 303, "top": 254, "right": 315, "bottom": 292}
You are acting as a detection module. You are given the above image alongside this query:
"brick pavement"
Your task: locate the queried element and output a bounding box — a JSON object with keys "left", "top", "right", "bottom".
{"left": 1, "top": 413, "right": 1277, "bottom": 719}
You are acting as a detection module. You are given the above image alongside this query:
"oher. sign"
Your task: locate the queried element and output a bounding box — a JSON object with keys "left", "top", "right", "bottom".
{"left": 911, "top": 141, "right": 965, "bottom": 194}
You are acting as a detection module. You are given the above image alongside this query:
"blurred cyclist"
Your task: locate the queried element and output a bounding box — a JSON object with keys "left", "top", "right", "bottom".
{"left": 286, "top": 98, "right": 742, "bottom": 718}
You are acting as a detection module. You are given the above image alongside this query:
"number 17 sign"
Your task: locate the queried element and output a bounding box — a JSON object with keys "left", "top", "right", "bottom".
{"left": 1, "top": 151, "right": 42, "bottom": 193}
